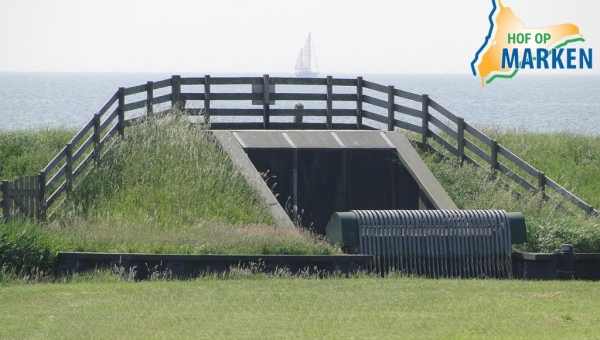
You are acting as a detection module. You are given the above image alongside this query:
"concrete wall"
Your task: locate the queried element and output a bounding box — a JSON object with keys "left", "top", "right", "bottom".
{"left": 246, "top": 148, "right": 423, "bottom": 235}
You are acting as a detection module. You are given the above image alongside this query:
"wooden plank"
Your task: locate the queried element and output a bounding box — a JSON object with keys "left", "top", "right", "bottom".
{"left": 72, "top": 151, "right": 94, "bottom": 180}
{"left": 464, "top": 122, "right": 492, "bottom": 145}
{"left": 362, "top": 80, "right": 387, "bottom": 93}
{"left": 362, "top": 95, "right": 387, "bottom": 109}
{"left": 387, "top": 85, "right": 394, "bottom": 131}
{"left": 72, "top": 134, "right": 94, "bottom": 163}
{"left": 393, "top": 88, "right": 422, "bottom": 102}
{"left": 497, "top": 144, "right": 539, "bottom": 179}
{"left": 428, "top": 99, "right": 459, "bottom": 124}
{"left": 65, "top": 143, "right": 73, "bottom": 194}
{"left": 394, "top": 103, "right": 422, "bottom": 118}
{"left": 123, "top": 84, "right": 147, "bottom": 96}
{"left": 362, "top": 110, "right": 387, "bottom": 124}
{"left": 146, "top": 81, "right": 154, "bottom": 116}
{"left": 270, "top": 77, "right": 327, "bottom": 85}
{"left": 356, "top": 77, "right": 363, "bottom": 129}
{"left": 331, "top": 109, "right": 357, "bottom": 116}
{"left": 69, "top": 117, "right": 95, "bottom": 146}
{"left": 429, "top": 115, "right": 458, "bottom": 140}
{"left": 421, "top": 95, "right": 429, "bottom": 150}
{"left": 209, "top": 109, "right": 264, "bottom": 116}
{"left": 180, "top": 77, "right": 205, "bottom": 85}
{"left": 210, "top": 77, "right": 261, "bottom": 85}
{"left": 152, "top": 94, "right": 171, "bottom": 106}
{"left": 394, "top": 120, "right": 423, "bottom": 134}
{"left": 122, "top": 99, "right": 146, "bottom": 112}
{"left": 270, "top": 93, "right": 326, "bottom": 101}
{"left": 7, "top": 188, "right": 39, "bottom": 197}
{"left": 270, "top": 109, "right": 326, "bottom": 117}
{"left": 152, "top": 78, "right": 171, "bottom": 89}
{"left": 204, "top": 75, "right": 211, "bottom": 117}
{"left": 100, "top": 109, "right": 118, "bottom": 132}
{"left": 327, "top": 76, "right": 333, "bottom": 129}
{"left": 330, "top": 78, "right": 357, "bottom": 86}
{"left": 457, "top": 117, "right": 465, "bottom": 163}
{"left": 46, "top": 182, "right": 66, "bottom": 207}
{"left": 98, "top": 92, "right": 118, "bottom": 116}
{"left": 46, "top": 165, "right": 66, "bottom": 191}
{"left": 180, "top": 93, "right": 205, "bottom": 101}
{"left": 171, "top": 75, "right": 181, "bottom": 106}
{"left": 331, "top": 93, "right": 357, "bottom": 101}
{"left": 100, "top": 124, "right": 119, "bottom": 147}
{"left": 43, "top": 147, "right": 66, "bottom": 173}
{"left": 117, "top": 87, "right": 125, "bottom": 139}
{"left": 210, "top": 122, "right": 367, "bottom": 131}
{"left": 464, "top": 139, "right": 491, "bottom": 164}
{"left": 497, "top": 162, "right": 538, "bottom": 193}
{"left": 211, "top": 93, "right": 254, "bottom": 100}
{"left": 7, "top": 178, "right": 39, "bottom": 195}
{"left": 263, "top": 75, "right": 270, "bottom": 129}
{"left": 429, "top": 131, "right": 459, "bottom": 157}
{"left": 546, "top": 177, "right": 594, "bottom": 213}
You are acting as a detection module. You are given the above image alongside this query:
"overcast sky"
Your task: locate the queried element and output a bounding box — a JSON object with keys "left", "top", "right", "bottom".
{"left": 0, "top": 0, "right": 597, "bottom": 74}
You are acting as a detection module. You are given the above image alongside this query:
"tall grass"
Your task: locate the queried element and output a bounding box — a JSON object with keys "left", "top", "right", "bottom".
{"left": 48, "top": 114, "right": 337, "bottom": 255}
{"left": 483, "top": 127, "right": 600, "bottom": 209}
{"left": 419, "top": 145, "right": 600, "bottom": 253}
{"left": 0, "top": 128, "right": 74, "bottom": 180}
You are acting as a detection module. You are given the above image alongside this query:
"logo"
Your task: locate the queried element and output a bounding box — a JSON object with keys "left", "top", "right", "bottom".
{"left": 471, "top": 0, "right": 592, "bottom": 87}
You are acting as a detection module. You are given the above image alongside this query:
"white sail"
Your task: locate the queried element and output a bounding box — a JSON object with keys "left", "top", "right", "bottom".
{"left": 295, "top": 48, "right": 303, "bottom": 70}
{"left": 301, "top": 34, "right": 312, "bottom": 71}
{"left": 295, "top": 33, "right": 319, "bottom": 77}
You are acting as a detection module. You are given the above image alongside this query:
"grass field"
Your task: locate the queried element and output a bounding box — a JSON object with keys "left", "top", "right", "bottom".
{"left": 1, "top": 277, "right": 599, "bottom": 339}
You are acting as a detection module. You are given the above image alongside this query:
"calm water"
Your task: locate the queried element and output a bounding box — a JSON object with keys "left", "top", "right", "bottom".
{"left": 1, "top": 72, "right": 599, "bottom": 134}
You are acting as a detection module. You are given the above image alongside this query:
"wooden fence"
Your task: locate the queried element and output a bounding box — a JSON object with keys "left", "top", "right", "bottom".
{"left": 0, "top": 75, "right": 597, "bottom": 221}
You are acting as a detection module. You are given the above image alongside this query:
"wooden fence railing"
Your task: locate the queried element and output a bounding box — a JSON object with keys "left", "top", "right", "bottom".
{"left": 0, "top": 75, "right": 597, "bottom": 221}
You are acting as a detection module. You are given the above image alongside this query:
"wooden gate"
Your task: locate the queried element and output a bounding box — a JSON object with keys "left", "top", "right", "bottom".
{"left": 1, "top": 176, "right": 42, "bottom": 221}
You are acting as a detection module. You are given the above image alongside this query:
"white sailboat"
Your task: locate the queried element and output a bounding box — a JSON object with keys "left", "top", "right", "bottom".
{"left": 295, "top": 33, "right": 319, "bottom": 77}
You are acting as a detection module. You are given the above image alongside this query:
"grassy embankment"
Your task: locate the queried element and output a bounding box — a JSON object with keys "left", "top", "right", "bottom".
{"left": 0, "top": 116, "right": 337, "bottom": 277}
{"left": 416, "top": 127, "right": 600, "bottom": 253}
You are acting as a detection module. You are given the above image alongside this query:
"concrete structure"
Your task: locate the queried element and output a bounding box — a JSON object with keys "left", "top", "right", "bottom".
{"left": 213, "top": 130, "right": 457, "bottom": 235}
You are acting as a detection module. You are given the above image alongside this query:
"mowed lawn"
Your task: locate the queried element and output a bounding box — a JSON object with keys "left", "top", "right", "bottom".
{"left": 1, "top": 278, "right": 599, "bottom": 339}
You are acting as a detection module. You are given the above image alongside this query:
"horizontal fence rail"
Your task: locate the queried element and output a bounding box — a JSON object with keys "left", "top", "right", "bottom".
{"left": 1, "top": 75, "right": 596, "bottom": 221}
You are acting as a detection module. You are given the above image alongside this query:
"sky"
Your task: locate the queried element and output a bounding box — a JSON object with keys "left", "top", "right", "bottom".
{"left": 0, "top": 0, "right": 598, "bottom": 74}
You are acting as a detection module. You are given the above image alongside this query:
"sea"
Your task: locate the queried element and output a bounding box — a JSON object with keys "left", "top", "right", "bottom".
{"left": 1, "top": 72, "right": 599, "bottom": 135}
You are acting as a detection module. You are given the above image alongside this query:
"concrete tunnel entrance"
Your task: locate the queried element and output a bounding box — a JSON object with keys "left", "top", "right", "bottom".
{"left": 213, "top": 130, "right": 457, "bottom": 236}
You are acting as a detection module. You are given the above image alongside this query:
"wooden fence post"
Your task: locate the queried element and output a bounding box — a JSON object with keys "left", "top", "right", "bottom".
{"left": 263, "top": 74, "right": 270, "bottom": 129}
{"left": 118, "top": 87, "right": 125, "bottom": 138}
{"left": 146, "top": 81, "right": 154, "bottom": 116}
{"left": 457, "top": 117, "right": 465, "bottom": 165}
{"left": 387, "top": 86, "right": 395, "bottom": 131}
{"left": 1, "top": 180, "right": 8, "bottom": 220}
{"left": 93, "top": 113, "right": 101, "bottom": 165}
{"left": 538, "top": 171, "right": 546, "bottom": 197}
{"left": 38, "top": 170, "right": 46, "bottom": 221}
{"left": 490, "top": 139, "right": 498, "bottom": 174}
{"left": 204, "top": 75, "right": 211, "bottom": 124}
{"left": 171, "top": 75, "right": 181, "bottom": 110}
{"left": 421, "top": 94, "right": 429, "bottom": 150}
{"left": 356, "top": 76, "right": 363, "bottom": 130}
{"left": 65, "top": 142, "right": 73, "bottom": 195}
{"left": 326, "top": 76, "right": 333, "bottom": 129}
